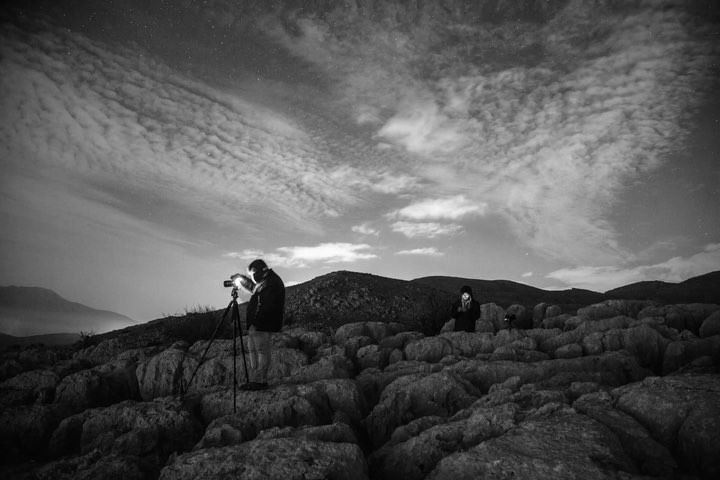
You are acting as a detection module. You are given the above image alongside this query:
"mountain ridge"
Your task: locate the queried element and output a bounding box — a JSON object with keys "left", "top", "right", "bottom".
{"left": 0, "top": 286, "right": 136, "bottom": 339}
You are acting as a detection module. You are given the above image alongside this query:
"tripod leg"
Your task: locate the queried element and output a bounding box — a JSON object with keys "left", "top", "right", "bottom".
{"left": 182, "top": 299, "right": 231, "bottom": 394}
{"left": 232, "top": 301, "right": 237, "bottom": 413}
{"left": 233, "top": 301, "right": 251, "bottom": 385}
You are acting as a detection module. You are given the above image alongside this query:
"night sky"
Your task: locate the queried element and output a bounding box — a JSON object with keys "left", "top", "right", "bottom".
{"left": 1, "top": 0, "right": 719, "bottom": 327}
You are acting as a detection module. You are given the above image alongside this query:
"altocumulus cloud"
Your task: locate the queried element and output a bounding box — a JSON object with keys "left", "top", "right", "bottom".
{"left": 240, "top": 1, "right": 720, "bottom": 265}
{"left": 0, "top": 16, "right": 382, "bottom": 238}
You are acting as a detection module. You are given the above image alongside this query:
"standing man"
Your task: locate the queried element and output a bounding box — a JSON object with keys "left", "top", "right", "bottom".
{"left": 451, "top": 285, "right": 480, "bottom": 332}
{"left": 233, "top": 259, "right": 285, "bottom": 390}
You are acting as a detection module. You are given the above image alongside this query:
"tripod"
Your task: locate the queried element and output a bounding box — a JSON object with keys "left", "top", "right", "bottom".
{"left": 182, "top": 287, "right": 249, "bottom": 413}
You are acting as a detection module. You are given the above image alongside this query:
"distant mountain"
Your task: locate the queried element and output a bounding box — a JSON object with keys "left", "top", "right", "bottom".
{"left": 0, "top": 286, "right": 136, "bottom": 337}
{"left": 412, "top": 276, "right": 605, "bottom": 313}
{"left": 605, "top": 271, "right": 720, "bottom": 304}
{"left": 0, "top": 332, "right": 81, "bottom": 349}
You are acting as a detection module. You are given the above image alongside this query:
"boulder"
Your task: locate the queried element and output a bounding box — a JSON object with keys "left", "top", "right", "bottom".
{"left": 365, "top": 371, "right": 480, "bottom": 448}
{"left": 31, "top": 450, "right": 145, "bottom": 480}
{"left": 439, "top": 332, "right": 495, "bottom": 357}
{"left": 555, "top": 343, "right": 583, "bottom": 359}
{"left": 48, "top": 398, "right": 202, "bottom": 476}
{"left": 699, "top": 310, "right": 720, "bottom": 338}
{"left": 479, "top": 303, "right": 505, "bottom": 332}
{"left": 136, "top": 344, "right": 190, "bottom": 400}
{"left": 532, "top": 302, "right": 548, "bottom": 328}
{"left": 356, "top": 344, "right": 391, "bottom": 371}
{"left": 505, "top": 304, "right": 531, "bottom": 329}
{"left": 0, "top": 403, "right": 73, "bottom": 462}
{"left": 74, "top": 337, "right": 129, "bottom": 365}
{"left": 662, "top": 335, "right": 720, "bottom": 374}
{"left": 545, "top": 304, "right": 562, "bottom": 318}
{"left": 255, "top": 422, "right": 359, "bottom": 444}
{"left": 0, "top": 369, "right": 59, "bottom": 407}
{"left": 198, "top": 378, "right": 366, "bottom": 442}
{"left": 447, "top": 351, "right": 650, "bottom": 393}
{"left": 159, "top": 438, "right": 368, "bottom": 480}
{"left": 613, "top": 374, "right": 720, "bottom": 479}
{"left": 578, "top": 300, "right": 655, "bottom": 321}
{"left": 370, "top": 403, "right": 518, "bottom": 480}
{"left": 541, "top": 313, "right": 571, "bottom": 330}
{"left": 284, "top": 354, "right": 354, "bottom": 384}
{"left": 378, "top": 331, "right": 425, "bottom": 350}
{"left": 425, "top": 410, "right": 636, "bottom": 479}
{"left": 574, "top": 391, "right": 677, "bottom": 477}
{"left": 55, "top": 359, "right": 139, "bottom": 410}
{"left": 334, "top": 321, "right": 395, "bottom": 345}
{"left": 404, "top": 337, "right": 454, "bottom": 363}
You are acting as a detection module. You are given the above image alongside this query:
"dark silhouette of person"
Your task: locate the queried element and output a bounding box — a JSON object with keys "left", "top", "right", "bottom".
{"left": 451, "top": 285, "right": 480, "bottom": 332}
{"left": 232, "top": 258, "right": 285, "bottom": 390}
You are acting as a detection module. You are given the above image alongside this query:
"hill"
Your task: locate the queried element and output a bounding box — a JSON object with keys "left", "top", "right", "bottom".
{"left": 0, "top": 286, "right": 136, "bottom": 337}
{"left": 605, "top": 271, "right": 720, "bottom": 304}
{"left": 411, "top": 276, "right": 605, "bottom": 313}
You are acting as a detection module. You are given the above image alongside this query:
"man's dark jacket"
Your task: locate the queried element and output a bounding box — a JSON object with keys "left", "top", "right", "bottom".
{"left": 247, "top": 269, "right": 285, "bottom": 332}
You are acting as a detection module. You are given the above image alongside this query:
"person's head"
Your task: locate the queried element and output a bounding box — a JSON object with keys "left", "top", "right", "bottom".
{"left": 460, "top": 285, "right": 473, "bottom": 301}
{"left": 247, "top": 259, "right": 268, "bottom": 283}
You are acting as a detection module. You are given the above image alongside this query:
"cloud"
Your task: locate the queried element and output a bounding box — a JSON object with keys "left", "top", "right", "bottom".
{"left": 249, "top": 1, "right": 720, "bottom": 265}
{"left": 226, "top": 243, "right": 377, "bottom": 268}
{"left": 377, "top": 100, "right": 469, "bottom": 155}
{"left": 546, "top": 244, "right": 720, "bottom": 292}
{"left": 352, "top": 223, "right": 380, "bottom": 237}
{"left": 389, "top": 195, "right": 487, "bottom": 221}
{"left": 0, "top": 16, "right": 387, "bottom": 242}
{"left": 396, "top": 247, "right": 444, "bottom": 257}
{"left": 521, "top": 272, "right": 534, "bottom": 278}
{"left": 391, "top": 221, "right": 463, "bottom": 239}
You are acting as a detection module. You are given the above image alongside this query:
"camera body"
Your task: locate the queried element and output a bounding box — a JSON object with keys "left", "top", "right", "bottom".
{"left": 224, "top": 274, "right": 255, "bottom": 292}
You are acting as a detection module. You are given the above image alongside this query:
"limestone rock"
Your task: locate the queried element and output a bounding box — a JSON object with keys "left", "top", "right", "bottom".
{"left": 0, "top": 403, "right": 73, "bottom": 462}
{"left": 614, "top": 374, "right": 720, "bottom": 479}
{"left": 370, "top": 403, "right": 518, "bottom": 480}
{"left": 555, "top": 343, "right": 583, "bottom": 359}
{"left": 426, "top": 410, "right": 636, "bottom": 480}
{"left": 439, "top": 331, "right": 494, "bottom": 357}
{"left": 0, "top": 369, "right": 59, "bottom": 407}
{"left": 255, "top": 422, "right": 358, "bottom": 444}
{"left": 365, "top": 371, "right": 480, "bottom": 448}
{"left": 48, "top": 398, "right": 202, "bottom": 475}
{"left": 404, "top": 336, "right": 453, "bottom": 363}
{"left": 662, "top": 335, "right": 720, "bottom": 374}
{"left": 136, "top": 344, "right": 190, "bottom": 401}
{"left": 545, "top": 304, "right": 562, "bottom": 318}
{"left": 479, "top": 303, "right": 505, "bottom": 332}
{"left": 699, "top": 310, "right": 720, "bottom": 338}
{"left": 31, "top": 450, "right": 145, "bottom": 480}
{"left": 160, "top": 438, "right": 368, "bottom": 480}
{"left": 532, "top": 302, "right": 548, "bottom": 328}
{"left": 574, "top": 391, "right": 677, "bottom": 477}
{"left": 55, "top": 359, "right": 139, "bottom": 410}
{"left": 197, "top": 378, "right": 366, "bottom": 448}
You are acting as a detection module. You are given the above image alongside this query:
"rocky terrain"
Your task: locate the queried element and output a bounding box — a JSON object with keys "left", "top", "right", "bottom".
{"left": 1, "top": 273, "right": 720, "bottom": 479}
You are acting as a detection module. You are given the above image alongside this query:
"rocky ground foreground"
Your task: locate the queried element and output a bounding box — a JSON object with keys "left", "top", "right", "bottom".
{"left": 1, "top": 299, "right": 720, "bottom": 479}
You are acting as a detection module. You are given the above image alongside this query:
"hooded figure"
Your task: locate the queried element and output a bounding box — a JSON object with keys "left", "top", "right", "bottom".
{"left": 451, "top": 285, "right": 480, "bottom": 332}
